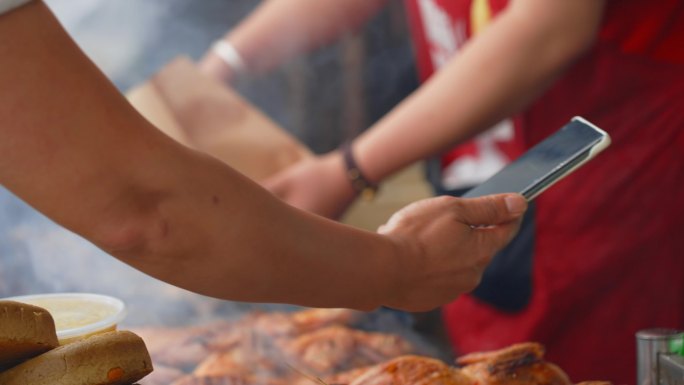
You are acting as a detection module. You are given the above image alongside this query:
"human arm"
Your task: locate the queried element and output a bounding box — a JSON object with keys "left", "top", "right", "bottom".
{"left": 198, "top": 0, "right": 389, "bottom": 82}
{"left": 0, "top": 1, "right": 527, "bottom": 311}
{"left": 266, "top": 0, "right": 606, "bottom": 218}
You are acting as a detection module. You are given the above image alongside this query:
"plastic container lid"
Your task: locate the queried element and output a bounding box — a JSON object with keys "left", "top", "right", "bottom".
{"left": 6, "top": 293, "right": 126, "bottom": 344}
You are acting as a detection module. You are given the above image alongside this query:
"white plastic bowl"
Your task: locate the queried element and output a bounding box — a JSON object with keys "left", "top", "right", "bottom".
{"left": 6, "top": 292, "right": 126, "bottom": 345}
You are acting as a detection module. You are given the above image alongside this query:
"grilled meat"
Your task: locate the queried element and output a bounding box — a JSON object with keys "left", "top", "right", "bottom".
{"left": 457, "top": 343, "right": 572, "bottom": 385}
{"left": 172, "top": 373, "right": 289, "bottom": 385}
{"left": 317, "top": 344, "right": 578, "bottom": 385}
{"left": 135, "top": 309, "right": 602, "bottom": 385}
{"left": 253, "top": 308, "right": 361, "bottom": 338}
{"left": 346, "top": 355, "right": 472, "bottom": 385}
{"left": 278, "top": 325, "right": 413, "bottom": 376}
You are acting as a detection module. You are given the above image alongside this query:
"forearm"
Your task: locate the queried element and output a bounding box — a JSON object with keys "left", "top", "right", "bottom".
{"left": 217, "top": 0, "right": 388, "bottom": 74}
{"left": 0, "top": 1, "right": 397, "bottom": 309}
{"left": 353, "top": 0, "right": 605, "bottom": 183}
{"left": 114, "top": 152, "right": 399, "bottom": 309}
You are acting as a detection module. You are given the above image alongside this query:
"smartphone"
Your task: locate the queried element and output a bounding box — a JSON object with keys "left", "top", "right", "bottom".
{"left": 462, "top": 116, "right": 611, "bottom": 200}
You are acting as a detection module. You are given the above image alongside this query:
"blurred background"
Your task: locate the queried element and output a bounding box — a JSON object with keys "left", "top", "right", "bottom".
{"left": 0, "top": 0, "right": 429, "bottom": 335}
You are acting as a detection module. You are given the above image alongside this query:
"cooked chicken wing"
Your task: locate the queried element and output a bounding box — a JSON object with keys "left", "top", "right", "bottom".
{"left": 171, "top": 373, "right": 289, "bottom": 385}
{"left": 457, "top": 343, "right": 572, "bottom": 385}
{"left": 132, "top": 323, "right": 231, "bottom": 370}
{"left": 347, "top": 355, "right": 473, "bottom": 385}
{"left": 315, "top": 343, "right": 581, "bottom": 385}
{"left": 278, "top": 325, "right": 413, "bottom": 376}
{"left": 254, "top": 309, "right": 361, "bottom": 338}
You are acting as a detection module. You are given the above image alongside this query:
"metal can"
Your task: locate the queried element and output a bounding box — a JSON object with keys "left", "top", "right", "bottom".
{"left": 637, "top": 328, "right": 684, "bottom": 385}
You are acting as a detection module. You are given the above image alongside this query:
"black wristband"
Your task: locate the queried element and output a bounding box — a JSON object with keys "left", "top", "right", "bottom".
{"left": 340, "top": 142, "right": 378, "bottom": 201}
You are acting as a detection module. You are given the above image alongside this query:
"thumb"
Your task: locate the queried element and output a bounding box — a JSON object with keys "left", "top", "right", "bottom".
{"left": 458, "top": 193, "right": 527, "bottom": 226}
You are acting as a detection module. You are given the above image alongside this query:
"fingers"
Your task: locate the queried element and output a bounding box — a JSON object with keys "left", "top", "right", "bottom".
{"left": 376, "top": 194, "right": 527, "bottom": 312}
{"left": 473, "top": 217, "right": 524, "bottom": 257}
{"left": 457, "top": 193, "right": 527, "bottom": 226}
{"left": 464, "top": 194, "right": 526, "bottom": 256}
{"left": 380, "top": 193, "right": 527, "bottom": 233}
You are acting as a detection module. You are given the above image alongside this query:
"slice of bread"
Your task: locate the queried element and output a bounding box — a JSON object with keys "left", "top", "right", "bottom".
{"left": 0, "top": 330, "right": 153, "bottom": 385}
{"left": 0, "top": 300, "right": 59, "bottom": 370}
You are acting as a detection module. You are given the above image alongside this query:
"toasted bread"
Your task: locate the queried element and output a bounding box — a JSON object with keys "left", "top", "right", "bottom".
{"left": 0, "top": 300, "right": 59, "bottom": 370}
{"left": 0, "top": 330, "right": 153, "bottom": 385}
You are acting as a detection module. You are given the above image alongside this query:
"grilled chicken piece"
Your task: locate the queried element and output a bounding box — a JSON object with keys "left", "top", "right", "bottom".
{"left": 456, "top": 342, "right": 545, "bottom": 366}
{"left": 278, "top": 325, "right": 413, "bottom": 376}
{"left": 254, "top": 309, "right": 361, "bottom": 338}
{"left": 172, "top": 376, "right": 226, "bottom": 385}
{"left": 281, "top": 325, "right": 357, "bottom": 374}
{"left": 172, "top": 373, "right": 290, "bottom": 385}
{"left": 322, "top": 365, "right": 376, "bottom": 385}
{"left": 347, "top": 355, "right": 473, "bottom": 385}
{"left": 204, "top": 313, "right": 263, "bottom": 352}
{"left": 194, "top": 323, "right": 412, "bottom": 381}
{"left": 193, "top": 348, "right": 287, "bottom": 379}
{"left": 457, "top": 343, "right": 572, "bottom": 385}
{"left": 290, "top": 309, "right": 361, "bottom": 332}
{"left": 323, "top": 344, "right": 580, "bottom": 385}
{"left": 132, "top": 325, "right": 219, "bottom": 370}
{"left": 354, "top": 329, "right": 414, "bottom": 362}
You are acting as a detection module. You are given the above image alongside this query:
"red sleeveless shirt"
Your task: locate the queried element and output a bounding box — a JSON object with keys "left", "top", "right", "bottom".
{"left": 404, "top": 1, "right": 684, "bottom": 383}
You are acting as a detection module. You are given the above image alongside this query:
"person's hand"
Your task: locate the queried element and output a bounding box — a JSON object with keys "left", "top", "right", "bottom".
{"left": 198, "top": 51, "right": 236, "bottom": 84}
{"left": 378, "top": 193, "right": 527, "bottom": 312}
{"left": 263, "top": 151, "right": 357, "bottom": 219}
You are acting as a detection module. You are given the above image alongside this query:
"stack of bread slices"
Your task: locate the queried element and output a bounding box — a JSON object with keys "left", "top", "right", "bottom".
{"left": 0, "top": 300, "right": 153, "bottom": 385}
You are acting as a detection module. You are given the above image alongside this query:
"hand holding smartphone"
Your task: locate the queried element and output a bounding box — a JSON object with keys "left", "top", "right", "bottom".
{"left": 462, "top": 117, "right": 611, "bottom": 200}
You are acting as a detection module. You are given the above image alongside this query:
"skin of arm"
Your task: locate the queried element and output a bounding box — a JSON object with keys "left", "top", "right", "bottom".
{"left": 265, "top": 0, "right": 607, "bottom": 218}
{"left": 198, "top": 0, "right": 389, "bottom": 82}
{"left": 0, "top": 1, "right": 527, "bottom": 312}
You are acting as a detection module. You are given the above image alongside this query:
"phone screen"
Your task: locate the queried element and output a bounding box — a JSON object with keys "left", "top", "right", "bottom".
{"left": 462, "top": 119, "right": 608, "bottom": 200}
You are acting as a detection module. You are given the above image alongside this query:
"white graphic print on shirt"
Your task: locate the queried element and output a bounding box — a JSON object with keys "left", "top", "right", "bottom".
{"left": 417, "top": 0, "right": 514, "bottom": 189}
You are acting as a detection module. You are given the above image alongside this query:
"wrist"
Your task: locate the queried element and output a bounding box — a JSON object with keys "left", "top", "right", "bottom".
{"left": 375, "top": 233, "right": 414, "bottom": 310}
{"left": 322, "top": 150, "right": 360, "bottom": 210}
{"left": 351, "top": 232, "right": 406, "bottom": 311}
{"left": 198, "top": 53, "right": 235, "bottom": 83}
{"left": 338, "top": 141, "right": 379, "bottom": 201}
{"left": 198, "top": 40, "right": 246, "bottom": 84}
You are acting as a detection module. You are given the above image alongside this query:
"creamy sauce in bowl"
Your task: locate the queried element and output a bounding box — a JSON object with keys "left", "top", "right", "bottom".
{"left": 6, "top": 293, "right": 126, "bottom": 344}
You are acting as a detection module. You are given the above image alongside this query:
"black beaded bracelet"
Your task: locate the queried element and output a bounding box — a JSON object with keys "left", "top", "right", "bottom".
{"left": 340, "top": 142, "right": 378, "bottom": 201}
